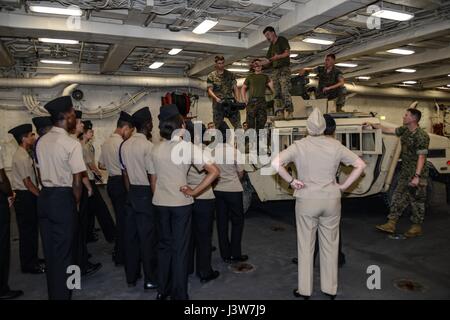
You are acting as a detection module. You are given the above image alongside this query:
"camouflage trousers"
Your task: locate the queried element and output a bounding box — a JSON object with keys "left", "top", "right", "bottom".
{"left": 388, "top": 179, "right": 427, "bottom": 224}
{"left": 317, "top": 87, "right": 347, "bottom": 112}
{"left": 246, "top": 98, "right": 267, "bottom": 130}
{"left": 272, "top": 66, "right": 293, "bottom": 113}
{"left": 212, "top": 100, "right": 242, "bottom": 129}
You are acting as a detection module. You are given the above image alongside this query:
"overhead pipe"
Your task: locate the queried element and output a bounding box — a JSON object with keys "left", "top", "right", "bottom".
{"left": 0, "top": 74, "right": 207, "bottom": 91}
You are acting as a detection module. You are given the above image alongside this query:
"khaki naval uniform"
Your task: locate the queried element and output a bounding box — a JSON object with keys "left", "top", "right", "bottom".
{"left": 212, "top": 143, "right": 245, "bottom": 261}
{"left": 99, "top": 133, "right": 127, "bottom": 264}
{"left": 278, "top": 135, "right": 359, "bottom": 296}
{"left": 11, "top": 146, "right": 40, "bottom": 271}
{"left": 187, "top": 145, "right": 216, "bottom": 278}
{"left": 119, "top": 132, "right": 158, "bottom": 286}
{"left": 36, "top": 126, "right": 86, "bottom": 300}
{"left": 152, "top": 137, "right": 211, "bottom": 300}
{"left": 82, "top": 141, "right": 115, "bottom": 243}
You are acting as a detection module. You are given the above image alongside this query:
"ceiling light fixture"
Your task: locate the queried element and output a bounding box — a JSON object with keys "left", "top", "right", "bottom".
{"left": 403, "top": 81, "right": 417, "bottom": 84}
{"left": 302, "top": 37, "right": 334, "bottom": 45}
{"left": 336, "top": 62, "right": 358, "bottom": 68}
{"left": 371, "top": 9, "right": 414, "bottom": 21}
{"left": 38, "top": 38, "right": 79, "bottom": 44}
{"left": 149, "top": 62, "right": 164, "bottom": 69}
{"left": 356, "top": 76, "right": 371, "bottom": 80}
{"left": 396, "top": 68, "right": 416, "bottom": 73}
{"left": 226, "top": 68, "right": 249, "bottom": 73}
{"left": 168, "top": 48, "right": 182, "bottom": 55}
{"left": 192, "top": 18, "right": 218, "bottom": 34}
{"left": 29, "top": 5, "right": 82, "bottom": 16}
{"left": 40, "top": 59, "right": 73, "bottom": 65}
{"left": 290, "top": 54, "right": 298, "bottom": 58}
{"left": 386, "top": 48, "right": 415, "bottom": 55}
{"left": 308, "top": 73, "right": 317, "bottom": 77}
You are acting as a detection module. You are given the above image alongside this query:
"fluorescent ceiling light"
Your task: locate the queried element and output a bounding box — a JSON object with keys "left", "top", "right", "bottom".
{"left": 448, "top": 74, "right": 450, "bottom": 77}
{"left": 290, "top": 54, "right": 298, "bottom": 58}
{"left": 437, "top": 86, "right": 450, "bottom": 90}
{"left": 192, "top": 19, "right": 218, "bottom": 34}
{"left": 149, "top": 62, "right": 164, "bottom": 69}
{"left": 168, "top": 48, "right": 182, "bottom": 55}
{"left": 396, "top": 68, "right": 416, "bottom": 73}
{"left": 232, "top": 62, "right": 249, "bottom": 66}
{"left": 303, "top": 37, "right": 334, "bottom": 45}
{"left": 38, "top": 38, "right": 79, "bottom": 44}
{"left": 226, "top": 68, "right": 249, "bottom": 73}
{"left": 40, "top": 59, "right": 73, "bottom": 65}
{"left": 403, "top": 81, "right": 417, "bottom": 84}
{"left": 371, "top": 9, "right": 414, "bottom": 21}
{"left": 308, "top": 73, "right": 317, "bottom": 77}
{"left": 447, "top": 84, "right": 450, "bottom": 87}
{"left": 356, "top": 76, "right": 371, "bottom": 80}
{"left": 29, "top": 5, "right": 82, "bottom": 16}
{"left": 380, "top": 116, "right": 386, "bottom": 120}
{"left": 336, "top": 62, "right": 358, "bottom": 68}
{"left": 386, "top": 48, "right": 415, "bottom": 55}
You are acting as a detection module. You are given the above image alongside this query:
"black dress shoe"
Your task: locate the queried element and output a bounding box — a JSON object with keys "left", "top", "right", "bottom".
{"left": 144, "top": 282, "right": 159, "bottom": 290}
{"left": 22, "top": 265, "right": 45, "bottom": 274}
{"left": 0, "top": 290, "right": 24, "bottom": 300}
{"left": 156, "top": 293, "right": 170, "bottom": 300}
{"left": 83, "top": 262, "right": 102, "bottom": 276}
{"left": 200, "top": 270, "right": 220, "bottom": 283}
{"left": 231, "top": 255, "right": 248, "bottom": 262}
{"left": 323, "top": 293, "right": 336, "bottom": 300}
{"left": 292, "top": 258, "right": 298, "bottom": 265}
{"left": 293, "top": 289, "right": 310, "bottom": 300}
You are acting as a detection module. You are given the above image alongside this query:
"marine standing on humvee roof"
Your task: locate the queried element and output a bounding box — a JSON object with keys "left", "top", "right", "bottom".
{"left": 366, "top": 108, "right": 430, "bottom": 238}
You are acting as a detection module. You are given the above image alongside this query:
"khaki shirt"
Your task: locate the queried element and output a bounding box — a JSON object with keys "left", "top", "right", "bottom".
{"left": 36, "top": 126, "right": 86, "bottom": 187}
{"left": 152, "top": 137, "right": 212, "bottom": 207}
{"left": 120, "top": 132, "right": 154, "bottom": 186}
{"left": 212, "top": 143, "right": 244, "bottom": 192}
{"left": 11, "top": 146, "right": 37, "bottom": 191}
{"left": 99, "top": 133, "right": 123, "bottom": 177}
{"left": 279, "top": 135, "right": 359, "bottom": 199}
{"left": 82, "top": 141, "right": 95, "bottom": 180}
{"left": 187, "top": 145, "right": 215, "bottom": 200}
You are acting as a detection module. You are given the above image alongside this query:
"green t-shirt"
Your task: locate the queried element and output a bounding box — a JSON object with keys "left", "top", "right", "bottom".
{"left": 244, "top": 74, "right": 269, "bottom": 99}
{"left": 315, "top": 66, "right": 343, "bottom": 92}
{"left": 266, "top": 36, "right": 290, "bottom": 69}
{"left": 395, "top": 126, "right": 430, "bottom": 180}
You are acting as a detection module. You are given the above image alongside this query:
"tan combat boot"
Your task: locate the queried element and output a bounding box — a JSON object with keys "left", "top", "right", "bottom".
{"left": 375, "top": 218, "right": 398, "bottom": 234}
{"left": 404, "top": 224, "right": 422, "bottom": 238}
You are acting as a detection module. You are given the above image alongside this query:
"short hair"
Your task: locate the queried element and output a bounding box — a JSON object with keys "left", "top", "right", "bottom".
{"left": 407, "top": 108, "right": 422, "bottom": 122}
{"left": 263, "top": 26, "right": 275, "bottom": 34}
{"left": 117, "top": 119, "right": 134, "bottom": 129}
{"left": 214, "top": 55, "right": 225, "bottom": 63}
{"left": 159, "top": 114, "right": 184, "bottom": 140}
{"left": 14, "top": 132, "right": 30, "bottom": 145}
{"left": 326, "top": 53, "right": 336, "bottom": 60}
{"left": 50, "top": 108, "right": 73, "bottom": 124}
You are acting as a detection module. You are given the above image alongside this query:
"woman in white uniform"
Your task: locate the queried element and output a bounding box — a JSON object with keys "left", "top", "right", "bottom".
{"left": 272, "top": 108, "right": 366, "bottom": 299}
{"left": 151, "top": 104, "right": 219, "bottom": 300}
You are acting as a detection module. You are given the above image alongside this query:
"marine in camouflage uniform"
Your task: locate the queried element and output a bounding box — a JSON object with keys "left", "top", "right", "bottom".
{"left": 207, "top": 69, "right": 241, "bottom": 129}
{"left": 387, "top": 126, "right": 430, "bottom": 225}
{"left": 265, "top": 35, "right": 293, "bottom": 114}
{"left": 315, "top": 66, "right": 347, "bottom": 112}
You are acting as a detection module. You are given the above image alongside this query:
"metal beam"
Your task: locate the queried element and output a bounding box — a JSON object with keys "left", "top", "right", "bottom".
{"left": 345, "top": 45, "right": 450, "bottom": 78}
{"left": 421, "top": 78, "right": 450, "bottom": 89}
{"left": 365, "top": 65, "right": 450, "bottom": 85}
{"left": 101, "top": 43, "right": 135, "bottom": 74}
{"left": 299, "top": 19, "right": 450, "bottom": 68}
{"left": 188, "top": 0, "right": 373, "bottom": 76}
{"left": 0, "top": 12, "right": 247, "bottom": 53}
{"left": 227, "top": 0, "right": 296, "bottom": 10}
